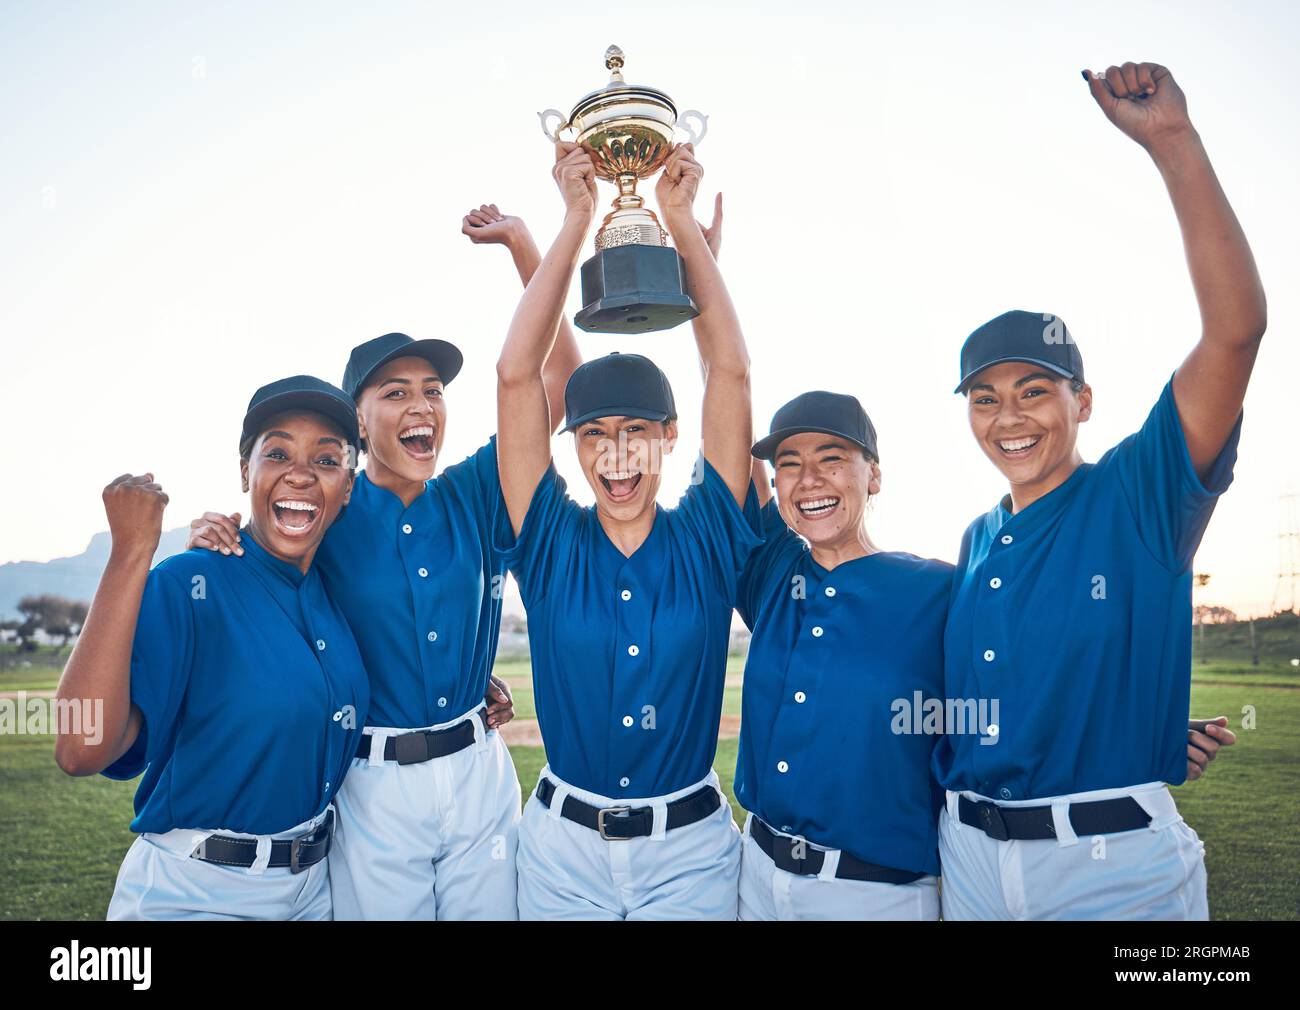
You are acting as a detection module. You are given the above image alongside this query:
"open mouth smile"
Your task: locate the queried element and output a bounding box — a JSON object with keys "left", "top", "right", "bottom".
{"left": 599, "top": 470, "right": 643, "bottom": 503}
{"left": 796, "top": 496, "right": 840, "bottom": 519}
{"left": 272, "top": 498, "right": 320, "bottom": 536}
{"left": 997, "top": 435, "right": 1041, "bottom": 458}
{"left": 398, "top": 424, "right": 436, "bottom": 459}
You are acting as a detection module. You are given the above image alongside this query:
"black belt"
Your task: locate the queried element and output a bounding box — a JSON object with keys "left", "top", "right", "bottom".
{"left": 750, "top": 817, "right": 925, "bottom": 885}
{"left": 190, "top": 810, "right": 334, "bottom": 874}
{"left": 957, "top": 794, "right": 1152, "bottom": 841}
{"left": 535, "top": 777, "right": 721, "bottom": 840}
{"left": 356, "top": 709, "right": 486, "bottom": 765}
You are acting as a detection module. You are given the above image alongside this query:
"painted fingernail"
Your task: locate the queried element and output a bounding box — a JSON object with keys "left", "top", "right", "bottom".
{"left": 221, "top": 547, "right": 231, "bottom": 555}
{"left": 1080, "top": 70, "right": 1089, "bottom": 81}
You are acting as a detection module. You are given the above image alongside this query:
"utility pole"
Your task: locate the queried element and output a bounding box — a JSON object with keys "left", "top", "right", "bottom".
{"left": 1194, "top": 574, "right": 1211, "bottom": 663}
{"left": 1273, "top": 492, "right": 1300, "bottom": 615}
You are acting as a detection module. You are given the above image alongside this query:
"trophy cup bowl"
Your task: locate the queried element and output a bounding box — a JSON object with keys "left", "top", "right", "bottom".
{"left": 538, "top": 46, "right": 708, "bottom": 334}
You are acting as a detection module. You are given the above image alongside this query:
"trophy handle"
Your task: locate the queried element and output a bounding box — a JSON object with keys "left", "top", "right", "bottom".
{"left": 675, "top": 109, "right": 709, "bottom": 147}
{"left": 537, "top": 109, "right": 571, "bottom": 142}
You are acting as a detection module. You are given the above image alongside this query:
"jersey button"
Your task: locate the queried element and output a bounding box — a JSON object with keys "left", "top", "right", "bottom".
{"left": 417, "top": 567, "right": 428, "bottom": 578}
{"left": 983, "top": 649, "right": 995, "bottom": 662}
{"left": 811, "top": 626, "right": 824, "bottom": 638}
{"left": 628, "top": 644, "right": 640, "bottom": 657}
{"left": 316, "top": 639, "right": 326, "bottom": 651}
{"left": 777, "top": 760, "right": 789, "bottom": 773}
{"left": 824, "top": 586, "right": 836, "bottom": 598}
{"left": 427, "top": 631, "right": 438, "bottom": 642}
{"left": 989, "top": 577, "right": 1002, "bottom": 589}
{"left": 438, "top": 697, "right": 448, "bottom": 708}
{"left": 622, "top": 715, "right": 634, "bottom": 727}
{"left": 620, "top": 589, "right": 632, "bottom": 601}
{"left": 619, "top": 777, "right": 630, "bottom": 788}
{"left": 999, "top": 787, "right": 1013, "bottom": 800}
{"left": 1000, "top": 535, "right": 1013, "bottom": 545}
{"left": 402, "top": 523, "right": 413, "bottom": 535}
{"left": 794, "top": 691, "right": 806, "bottom": 703}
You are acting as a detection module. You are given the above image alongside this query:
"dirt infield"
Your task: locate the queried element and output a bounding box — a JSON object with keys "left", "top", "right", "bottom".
{"left": 501, "top": 714, "right": 741, "bottom": 748}
{"left": 0, "top": 693, "right": 743, "bottom": 749}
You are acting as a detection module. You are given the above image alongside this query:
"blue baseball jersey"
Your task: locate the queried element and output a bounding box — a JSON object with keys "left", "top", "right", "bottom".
{"left": 933, "top": 378, "right": 1242, "bottom": 800}
{"left": 315, "top": 438, "right": 512, "bottom": 727}
{"left": 735, "top": 499, "right": 951, "bottom": 876}
{"left": 501, "top": 456, "right": 762, "bottom": 798}
{"left": 103, "top": 533, "right": 370, "bottom": 835}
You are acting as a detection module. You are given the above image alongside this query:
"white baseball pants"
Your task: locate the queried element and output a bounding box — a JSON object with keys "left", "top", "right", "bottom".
{"left": 106, "top": 808, "right": 334, "bottom": 920}
{"left": 737, "top": 814, "right": 940, "bottom": 920}
{"left": 328, "top": 705, "right": 521, "bottom": 920}
{"left": 938, "top": 781, "right": 1208, "bottom": 920}
{"left": 516, "top": 765, "right": 741, "bottom": 920}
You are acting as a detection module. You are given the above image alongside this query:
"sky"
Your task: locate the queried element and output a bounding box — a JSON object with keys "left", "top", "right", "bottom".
{"left": 1, "top": 0, "right": 1298, "bottom": 616}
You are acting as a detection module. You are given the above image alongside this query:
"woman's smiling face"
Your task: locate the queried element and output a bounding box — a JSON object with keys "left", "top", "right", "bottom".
{"left": 356, "top": 355, "right": 447, "bottom": 484}
{"left": 965, "top": 363, "right": 1091, "bottom": 496}
{"left": 240, "top": 410, "right": 353, "bottom": 572}
{"left": 573, "top": 416, "right": 676, "bottom": 525}
{"left": 773, "top": 432, "right": 879, "bottom": 552}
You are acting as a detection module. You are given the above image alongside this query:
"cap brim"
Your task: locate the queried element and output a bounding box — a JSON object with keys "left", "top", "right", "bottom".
{"left": 954, "top": 356, "right": 1076, "bottom": 394}
{"left": 562, "top": 406, "right": 672, "bottom": 433}
{"left": 751, "top": 425, "right": 870, "bottom": 462}
{"left": 244, "top": 390, "right": 360, "bottom": 449}
{"left": 354, "top": 338, "right": 464, "bottom": 396}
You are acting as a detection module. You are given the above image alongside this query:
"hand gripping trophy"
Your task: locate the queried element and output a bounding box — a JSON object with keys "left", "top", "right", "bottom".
{"left": 539, "top": 45, "right": 708, "bottom": 334}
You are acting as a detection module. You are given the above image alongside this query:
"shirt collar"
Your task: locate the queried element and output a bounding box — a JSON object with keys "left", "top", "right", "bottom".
{"left": 986, "top": 462, "right": 1093, "bottom": 539}
{"left": 240, "top": 527, "right": 309, "bottom": 589}
{"left": 352, "top": 468, "right": 426, "bottom": 519}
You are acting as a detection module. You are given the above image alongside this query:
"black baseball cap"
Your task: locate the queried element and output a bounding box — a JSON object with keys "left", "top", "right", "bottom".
{"left": 342, "top": 332, "right": 464, "bottom": 399}
{"left": 562, "top": 352, "right": 677, "bottom": 432}
{"left": 240, "top": 375, "right": 359, "bottom": 455}
{"left": 751, "top": 390, "right": 879, "bottom": 462}
{"left": 954, "top": 310, "right": 1085, "bottom": 394}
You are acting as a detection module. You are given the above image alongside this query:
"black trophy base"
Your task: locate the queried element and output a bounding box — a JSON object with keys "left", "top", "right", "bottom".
{"left": 574, "top": 244, "right": 700, "bottom": 334}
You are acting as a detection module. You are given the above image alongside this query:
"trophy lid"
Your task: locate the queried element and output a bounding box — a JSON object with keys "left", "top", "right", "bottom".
{"left": 569, "top": 45, "right": 677, "bottom": 120}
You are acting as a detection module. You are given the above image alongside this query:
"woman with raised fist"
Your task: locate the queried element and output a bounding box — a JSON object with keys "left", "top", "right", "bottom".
{"left": 55, "top": 376, "right": 369, "bottom": 920}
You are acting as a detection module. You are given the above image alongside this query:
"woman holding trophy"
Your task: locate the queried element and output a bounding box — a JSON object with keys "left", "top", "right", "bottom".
{"left": 495, "top": 139, "right": 761, "bottom": 920}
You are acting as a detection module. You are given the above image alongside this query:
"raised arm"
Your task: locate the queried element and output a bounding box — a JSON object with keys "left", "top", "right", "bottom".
{"left": 496, "top": 143, "right": 596, "bottom": 535}
{"left": 751, "top": 456, "right": 772, "bottom": 507}
{"left": 54, "top": 474, "right": 167, "bottom": 776}
{"left": 1085, "top": 63, "right": 1266, "bottom": 478}
{"left": 462, "top": 203, "right": 584, "bottom": 434}
{"left": 657, "top": 145, "right": 753, "bottom": 506}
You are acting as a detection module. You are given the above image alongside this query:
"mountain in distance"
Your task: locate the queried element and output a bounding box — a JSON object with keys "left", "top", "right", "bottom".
{"left": 0, "top": 529, "right": 527, "bottom": 621}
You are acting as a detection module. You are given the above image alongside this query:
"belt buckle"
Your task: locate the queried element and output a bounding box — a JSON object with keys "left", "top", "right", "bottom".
{"left": 597, "top": 806, "right": 633, "bottom": 841}
{"left": 393, "top": 731, "right": 427, "bottom": 765}
{"left": 977, "top": 800, "right": 1010, "bottom": 842}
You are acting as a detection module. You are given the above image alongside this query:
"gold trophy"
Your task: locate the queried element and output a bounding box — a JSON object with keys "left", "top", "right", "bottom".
{"left": 539, "top": 45, "right": 708, "bottom": 334}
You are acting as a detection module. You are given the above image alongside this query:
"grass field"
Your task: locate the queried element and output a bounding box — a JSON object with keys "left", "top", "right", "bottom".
{"left": 1, "top": 651, "right": 1295, "bottom": 920}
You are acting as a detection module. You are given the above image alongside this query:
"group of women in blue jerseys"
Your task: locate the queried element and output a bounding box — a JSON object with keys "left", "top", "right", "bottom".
{"left": 56, "top": 60, "right": 1261, "bottom": 920}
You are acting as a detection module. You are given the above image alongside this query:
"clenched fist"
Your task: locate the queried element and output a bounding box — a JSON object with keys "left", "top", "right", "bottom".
{"left": 1084, "top": 62, "right": 1193, "bottom": 152}
{"left": 102, "top": 473, "right": 168, "bottom": 557}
